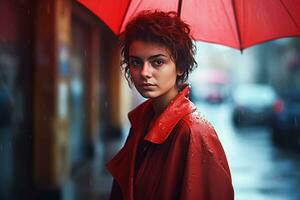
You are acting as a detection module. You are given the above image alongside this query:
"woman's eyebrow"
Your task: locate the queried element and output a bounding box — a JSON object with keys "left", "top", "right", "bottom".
{"left": 148, "top": 54, "right": 167, "bottom": 59}
{"left": 129, "top": 54, "right": 168, "bottom": 60}
{"left": 129, "top": 56, "right": 141, "bottom": 59}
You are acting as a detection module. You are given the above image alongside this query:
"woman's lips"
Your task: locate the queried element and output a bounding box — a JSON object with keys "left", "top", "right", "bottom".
{"left": 139, "top": 83, "right": 156, "bottom": 89}
{"left": 141, "top": 83, "right": 155, "bottom": 86}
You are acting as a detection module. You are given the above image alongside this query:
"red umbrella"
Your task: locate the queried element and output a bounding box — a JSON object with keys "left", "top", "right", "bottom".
{"left": 77, "top": 0, "right": 300, "bottom": 50}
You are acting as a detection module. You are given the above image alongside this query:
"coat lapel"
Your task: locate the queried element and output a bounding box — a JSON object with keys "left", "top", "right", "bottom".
{"left": 144, "top": 85, "right": 196, "bottom": 144}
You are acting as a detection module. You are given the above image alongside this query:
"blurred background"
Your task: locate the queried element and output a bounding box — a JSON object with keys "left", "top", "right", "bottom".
{"left": 0, "top": 0, "right": 300, "bottom": 200}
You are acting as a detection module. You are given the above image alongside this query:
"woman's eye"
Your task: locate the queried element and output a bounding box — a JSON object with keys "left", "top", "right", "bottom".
{"left": 130, "top": 60, "right": 142, "bottom": 67}
{"left": 151, "top": 59, "right": 164, "bottom": 67}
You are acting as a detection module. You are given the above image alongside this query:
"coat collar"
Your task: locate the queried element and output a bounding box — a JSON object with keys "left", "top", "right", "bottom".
{"left": 106, "top": 85, "right": 196, "bottom": 200}
{"left": 128, "top": 85, "right": 196, "bottom": 144}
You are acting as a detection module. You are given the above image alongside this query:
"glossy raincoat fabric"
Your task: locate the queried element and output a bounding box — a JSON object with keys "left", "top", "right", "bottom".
{"left": 106, "top": 86, "right": 234, "bottom": 200}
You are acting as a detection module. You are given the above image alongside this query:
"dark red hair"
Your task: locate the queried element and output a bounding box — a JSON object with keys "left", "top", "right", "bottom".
{"left": 120, "top": 10, "right": 197, "bottom": 85}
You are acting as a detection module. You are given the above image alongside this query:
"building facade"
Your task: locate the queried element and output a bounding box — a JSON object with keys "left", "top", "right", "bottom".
{"left": 0, "top": 0, "right": 126, "bottom": 199}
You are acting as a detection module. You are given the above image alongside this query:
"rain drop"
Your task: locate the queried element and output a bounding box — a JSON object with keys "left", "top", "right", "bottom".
{"left": 176, "top": 110, "right": 182, "bottom": 115}
{"left": 218, "top": 158, "right": 224, "bottom": 165}
{"left": 207, "top": 148, "right": 214, "bottom": 154}
{"left": 158, "top": 122, "right": 166, "bottom": 131}
{"left": 294, "top": 117, "right": 298, "bottom": 127}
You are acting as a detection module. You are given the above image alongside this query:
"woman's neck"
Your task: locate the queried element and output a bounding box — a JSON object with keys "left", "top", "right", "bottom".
{"left": 152, "top": 86, "right": 179, "bottom": 117}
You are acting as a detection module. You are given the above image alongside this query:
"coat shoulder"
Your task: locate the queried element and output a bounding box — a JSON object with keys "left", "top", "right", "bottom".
{"left": 173, "top": 110, "right": 218, "bottom": 151}
{"left": 180, "top": 110, "right": 232, "bottom": 177}
{"left": 180, "top": 110, "right": 217, "bottom": 141}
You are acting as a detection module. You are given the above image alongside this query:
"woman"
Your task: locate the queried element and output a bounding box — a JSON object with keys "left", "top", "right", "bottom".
{"left": 106, "top": 10, "right": 234, "bottom": 200}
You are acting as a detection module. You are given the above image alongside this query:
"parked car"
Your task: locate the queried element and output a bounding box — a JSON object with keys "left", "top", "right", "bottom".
{"left": 190, "top": 68, "right": 229, "bottom": 104}
{"left": 271, "top": 90, "right": 300, "bottom": 148}
{"left": 231, "top": 84, "right": 277, "bottom": 126}
{"left": 190, "top": 82, "right": 228, "bottom": 104}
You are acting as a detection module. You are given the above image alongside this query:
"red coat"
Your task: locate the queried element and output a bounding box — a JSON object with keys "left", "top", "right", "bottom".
{"left": 106, "top": 86, "right": 234, "bottom": 200}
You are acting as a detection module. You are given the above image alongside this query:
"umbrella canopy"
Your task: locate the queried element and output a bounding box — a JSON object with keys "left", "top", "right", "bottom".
{"left": 77, "top": 0, "right": 300, "bottom": 50}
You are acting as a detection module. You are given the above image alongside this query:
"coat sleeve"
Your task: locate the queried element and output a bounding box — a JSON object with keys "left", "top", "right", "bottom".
{"left": 179, "top": 122, "right": 234, "bottom": 200}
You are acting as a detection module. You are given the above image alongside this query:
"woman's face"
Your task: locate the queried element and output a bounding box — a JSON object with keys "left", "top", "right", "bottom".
{"left": 129, "top": 40, "right": 181, "bottom": 101}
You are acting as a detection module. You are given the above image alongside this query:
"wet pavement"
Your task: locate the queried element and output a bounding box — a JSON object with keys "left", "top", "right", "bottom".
{"left": 66, "top": 101, "right": 300, "bottom": 200}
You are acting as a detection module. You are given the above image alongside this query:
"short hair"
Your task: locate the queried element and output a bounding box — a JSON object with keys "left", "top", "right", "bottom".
{"left": 120, "top": 10, "right": 197, "bottom": 86}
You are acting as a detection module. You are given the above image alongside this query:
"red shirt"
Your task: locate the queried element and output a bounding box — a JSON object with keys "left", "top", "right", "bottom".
{"left": 106, "top": 86, "right": 234, "bottom": 200}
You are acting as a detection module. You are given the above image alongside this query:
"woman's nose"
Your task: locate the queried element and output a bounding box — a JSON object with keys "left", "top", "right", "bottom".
{"left": 140, "top": 62, "right": 152, "bottom": 78}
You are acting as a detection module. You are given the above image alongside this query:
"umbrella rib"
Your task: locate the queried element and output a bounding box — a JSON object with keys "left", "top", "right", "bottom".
{"left": 230, "top": 0, "right": 243, "bottom": 50}
{"left": 278, "top": 0, "right": 300, "bottom": 32}
{"left": 177, "top": 0, "right": 183, "bottom": 17}
{"left": 118, "top": 0, "right": 134, "bottom": 34}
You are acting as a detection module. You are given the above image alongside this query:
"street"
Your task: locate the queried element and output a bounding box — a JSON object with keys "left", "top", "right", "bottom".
{"left": 195, "top": 101, "right": 300, "bottom": 200}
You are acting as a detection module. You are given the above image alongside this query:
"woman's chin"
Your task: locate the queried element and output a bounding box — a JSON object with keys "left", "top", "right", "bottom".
{"left": 139, "top": 91, "right": 158, "bottom": 99}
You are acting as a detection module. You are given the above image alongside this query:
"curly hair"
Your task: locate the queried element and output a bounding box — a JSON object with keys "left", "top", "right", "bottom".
{"left": 120, "top": 10, "right": 197, "bottom": 86}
